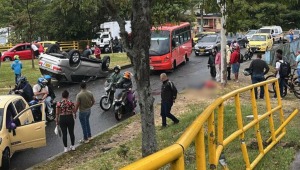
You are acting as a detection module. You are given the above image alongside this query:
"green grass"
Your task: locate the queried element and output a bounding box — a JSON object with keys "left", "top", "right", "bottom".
{"left": 0, "top": 53, "right": 130, "bottom": 89}
{"left": 33, "top": 100, "right": 300, "bottom": 170}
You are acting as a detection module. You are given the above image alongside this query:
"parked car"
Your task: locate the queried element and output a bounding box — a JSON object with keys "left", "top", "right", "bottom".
{"left": 1, "top": 43, "right": 44, "bottom": 61}
{"left": 39, "top": 41, "right": 62, "bottom": 52}
{"left": 245, "top": 29, "right": 258, "bottom": 40}
{"left": 194, "top": 34, "right": 221, "bottom": 56}
{"left": 0, "top": 95, "right": 46, "bottom": 169}
{"left": 193, "top": 32, "right": 216, "bottom": 45}
{"left": 226, "top": 33, "right": 249, "bottom": 48}
{"left": 248, "top": 33, "right": 273, "bottom": 52}
{"left": 39, "top": 44, "right": 111, "bottom": 83}
{"left": 283, "top": 30, "right": 300, "bottom": 42}
{"left": 257, "top": 26, "right": 283, "bottom": 43}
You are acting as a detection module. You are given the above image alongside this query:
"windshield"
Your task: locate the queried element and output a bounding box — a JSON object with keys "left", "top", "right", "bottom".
{"left": 101, "top": 34, "right": 109, "bottom": 39}
{"left": 259, "top": 29, "right": 271, "bottom": 33}
{"left": 199, "top": 35, "right": 217, "bottom": 42}
{"left": 93, "top": 33, "right": 101, "bottom": 39}
{"left": 149, "top": 30, "right": 170, "bottom": 56}
{"left": 246, "top": 30, "right": 256, "bottom": 35}
{"left": 43, "top": 43, "right": 52, "bottom": 48}
{"left": 251, "top": 35, "right": 266, "bottom": 41}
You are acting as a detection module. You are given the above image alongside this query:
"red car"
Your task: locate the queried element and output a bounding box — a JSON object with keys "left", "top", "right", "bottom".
{"left": 1, "top": 43, "right": 44, "bottom": 61}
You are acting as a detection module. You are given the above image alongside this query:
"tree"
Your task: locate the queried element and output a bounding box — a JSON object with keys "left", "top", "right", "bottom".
{"left": 103, "top": 0, "right": 191, "bottom": 157}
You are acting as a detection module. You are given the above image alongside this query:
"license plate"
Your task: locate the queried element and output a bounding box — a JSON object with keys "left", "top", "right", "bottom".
{"left": 200, "top": 49, "right": 205, "bottom": 52}
{"left": 150, "top": 66, "right": 154, "bottom": 70}
{"left": 44, "top": 63, "right": 51, "bottom": 68}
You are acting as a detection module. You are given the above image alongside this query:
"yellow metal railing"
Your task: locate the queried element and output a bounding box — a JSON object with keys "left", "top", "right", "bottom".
{"left": 121, "top": 78, "right": 298, "bottom": 170}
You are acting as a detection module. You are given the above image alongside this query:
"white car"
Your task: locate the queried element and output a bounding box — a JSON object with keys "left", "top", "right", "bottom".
{"left": 245, "top": 30, "right": 258, "bottom": 40}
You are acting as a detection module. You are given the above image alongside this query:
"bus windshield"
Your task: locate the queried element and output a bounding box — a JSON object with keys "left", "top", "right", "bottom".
{"left": 149, "top": 30, "right": 170, "bottom": 56}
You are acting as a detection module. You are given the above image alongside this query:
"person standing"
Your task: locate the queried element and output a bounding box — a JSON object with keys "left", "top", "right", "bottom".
{"left": 226, "top": 45, "right": 232, "bottom": 80}
{"left": 249, "top": 53, "right": 270, "bottom": 99}
{"left": 289, "top": 30, "right": 294, "bottom": 43}
{"left": 94, "top": 45, "right": 101, "bottom": 59}
{"left": 160, "top": 73, "right": 179, "bottom": 128}
{"left": 230, "top": 46, "right": 240, "bottom": 82}
{"left": 31, "top": 41, "right": 39, "bottom": 58}
{"left": 295, "top": 51, "right": 300, "bottom": 82}
{"left": 11, "top": 55, "right": 22, "bottom": 84}
{"left": 56, "top": 90, "right": 76, "bottom": 152}
{"left": 75, "top": 82, "right": 95, "bottom": 143}
{"left": 207, "top": 49, "right": 216, "bottom": 80}
{"left": 215, "top": 51, "right": 221, "bottom": 82}
{"left": 274, "top": 49, "right": 290, "bottom": 98}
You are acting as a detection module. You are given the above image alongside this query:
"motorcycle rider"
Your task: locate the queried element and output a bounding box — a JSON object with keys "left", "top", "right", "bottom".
{"left": 13, "top": 76, "right": 34, "bottom": 102}
{"left": 44, "top": 75, "right": 56, "bottom": 101}
{"left": 33, "top": 77, "right": 53, "bottom": 114}
{"left": 117, "top": 71, "right": 135, "bottom": 109}
{"left": 109, "top": 65, "right": 122, "bottom": 84}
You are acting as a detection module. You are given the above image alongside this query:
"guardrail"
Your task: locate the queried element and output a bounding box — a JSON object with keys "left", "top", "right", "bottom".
{"left": 121, "top": 78, "right": 298, "bottom": 170}
{"left": 0, "top": 43, "right": 13, "bottom": 52}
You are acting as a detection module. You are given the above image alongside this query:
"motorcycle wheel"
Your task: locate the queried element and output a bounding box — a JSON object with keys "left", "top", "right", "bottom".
{"left": 100, "top": 96, "right": 112, "bottom": 111}
{"left": 115, "top": 109, "right": 122, "bottom": 121}
{"left": 46, "top": 113, "right": 55, "bottom": 122}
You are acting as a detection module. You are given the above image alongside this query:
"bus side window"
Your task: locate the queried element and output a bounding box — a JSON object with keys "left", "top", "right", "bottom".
{"left": 172, "top": 39, "right": 177, "bottom": 48}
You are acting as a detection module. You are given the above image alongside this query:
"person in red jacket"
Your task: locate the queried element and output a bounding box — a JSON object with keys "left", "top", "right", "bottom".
{"left": 94, "top": 45, "right": 101, "bottom": 59}
{"left": 230, "top": 47, "right": 240, "bottom": 82}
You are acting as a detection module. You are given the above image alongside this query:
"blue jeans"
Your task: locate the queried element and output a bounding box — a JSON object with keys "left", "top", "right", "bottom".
{"left": 15, "top": 74, "right": 21, "bottom": 84}
{"left": 274, "top": 78, "right": 286, "bottom": 98}
{"left": 251, "top": 74, "right": 265, "bottom": 99}
{"left": 44, "top": 96, "right": 52, "bottom": 112}
{"left": 79, "top": 110, "right": 91, "bottom": 140}
{"left": 161, "top": 101, "right": 179, "bottom": 126}
{"left": 297, "top": 68, "right": 300, "bottom": 82}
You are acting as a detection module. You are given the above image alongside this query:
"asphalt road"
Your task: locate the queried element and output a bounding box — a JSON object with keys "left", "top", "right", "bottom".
{"left": 10, "top": 52, "right": 216, "bottom": 170}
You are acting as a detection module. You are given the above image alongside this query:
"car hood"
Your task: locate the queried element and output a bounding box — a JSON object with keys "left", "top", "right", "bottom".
{"left": 195, "top": 42, "right": 215, "bottom": 47}
{"left": 249, "top": 41, "right": 267, "bottom": 45}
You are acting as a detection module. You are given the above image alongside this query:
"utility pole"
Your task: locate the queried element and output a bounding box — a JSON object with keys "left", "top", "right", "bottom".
{"left": 217, "top": 0, "right": 227, "bottom": 85}
{"left": 199, "top": 0, "right": 204, "bottom": 33}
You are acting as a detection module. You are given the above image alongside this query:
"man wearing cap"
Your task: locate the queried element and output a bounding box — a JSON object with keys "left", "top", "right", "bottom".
{"left": 295, "top": 51, "right": 300, "bottom": 82}
{"left": 11, "top": 55, "right": 22, "bottom": 84}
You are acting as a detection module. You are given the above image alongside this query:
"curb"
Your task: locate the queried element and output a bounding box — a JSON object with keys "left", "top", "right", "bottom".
{"left": 27, "top": 123, "right": 123, "bottom": 170}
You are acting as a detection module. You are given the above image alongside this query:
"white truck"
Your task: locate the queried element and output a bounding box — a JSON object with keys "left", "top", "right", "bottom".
{"left": 92, "top": 21, "right": 131, "bottom": 53}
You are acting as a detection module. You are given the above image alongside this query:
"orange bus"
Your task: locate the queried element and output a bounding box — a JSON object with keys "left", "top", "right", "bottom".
{"left": 149, "top": 22, "right": 192, "bottom": 71}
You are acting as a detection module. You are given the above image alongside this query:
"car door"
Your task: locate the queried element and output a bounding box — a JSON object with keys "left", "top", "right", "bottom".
{"left": 172, "top": 32, "right": 180, "bottom": 67}
{"left": 8, "top": 99, "right": 46, "bottom": 152}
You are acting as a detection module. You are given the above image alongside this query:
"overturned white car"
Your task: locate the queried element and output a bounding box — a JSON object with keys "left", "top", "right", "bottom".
{"left": 39, "top": 44, "right": 110, "bottom": 83}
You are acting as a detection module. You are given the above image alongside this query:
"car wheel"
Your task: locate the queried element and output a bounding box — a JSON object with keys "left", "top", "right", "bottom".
{"left": 68, "top": 49, "right": 81, "bottom": 67}
{"left": 46, "top": 44, "right": 60, "bottom": 54}
{"left": 4, "top": 57, "right": 11, "bottom": 62}
{"left": 2, "top": 148, "right": 10, "bottom": 170}
{"left": 101, "top": 56, "right": 110, "bottom": 71}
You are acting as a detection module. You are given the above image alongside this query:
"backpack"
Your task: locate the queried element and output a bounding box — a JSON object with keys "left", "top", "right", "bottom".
{"left": 279, "top": 61, "right": 291, "bottom": 78}
{"left": 168, "top": 81, "right": 178, "bottom": 100}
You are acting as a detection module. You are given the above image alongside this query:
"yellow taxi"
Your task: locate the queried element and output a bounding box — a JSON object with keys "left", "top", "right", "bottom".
{"left": 39, "top": 41, "right": 62, "bottom": 51}
{"left": 248, "top": 33, "right": 273, "bottom": 52}
{"left": 193, "top": 32, "right": 216, "bottom": 44}
{"left": 0, "top": 95, "right": 46, "bottom": 169}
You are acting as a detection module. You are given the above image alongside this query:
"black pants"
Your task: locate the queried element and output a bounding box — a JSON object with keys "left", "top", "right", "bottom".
{"left": 210, "top": 65, "right": 216, "bottom": 78}
{"left": 227, "top": 67, "right": 231, "bottom": 80}
{"left": 161, "top": 101, "right": 179, "bottom": 126}
{"left": 251, "top": 74, "right": 265, "bottom": 99}
{"left": 59, "top": 114, "right": 75, "bottom": 147}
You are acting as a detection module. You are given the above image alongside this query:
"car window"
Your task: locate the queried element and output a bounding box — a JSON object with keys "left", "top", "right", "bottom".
{"left": 15, "top": 45, "right": 25, "bottom": 51}
{"left": 101, "top": 34, "right": 109, "bottom": 39}
{"left": 274, "top": 29, "right": 278, "bottom": 33}
{"left": 13, "top": 99, "right": 26, "bottom": 114}
{"left": 251, "top": 35, "right": 266, "bottom": 41}
{"left": 25, "top": 45, "right": 31, "bottom": 50}
{"left": 6, "top": 103, "right": 18, "bottom": 128}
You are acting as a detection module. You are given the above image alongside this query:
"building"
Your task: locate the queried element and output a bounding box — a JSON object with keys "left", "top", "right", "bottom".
{"left": 193, "top": 13, "right": 221, "bottom": 34}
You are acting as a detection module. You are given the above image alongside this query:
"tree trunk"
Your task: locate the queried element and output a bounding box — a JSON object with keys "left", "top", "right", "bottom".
{"left": 26, "top": 0, "right": 35, "bottom": 69}
{"left": 220, "top": 2, "right": 227, "bottom": 85}
{"left": 103, "top": 0, "right": 157, "bottom": 157}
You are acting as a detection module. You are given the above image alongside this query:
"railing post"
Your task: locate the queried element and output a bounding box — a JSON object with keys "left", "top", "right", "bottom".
{"left": 235, "top": 94, "right": 250, "bottom": 168}
{"left": 251, "top": 87, "right": 264, "bottom": 154}
{"left": 208, "top": 111, "right": 216, "bottom": 169}
{"left": 170, "top": 152, "right": 185, "bottom": 170}
{"left": 217, "top": 103, "right": 224, "bottom": 146}
{"left": 195, "top": 127, "right": 206, "bottom": 170}
{"left": 268, "top": 80, "right": 279, "bottom": 142}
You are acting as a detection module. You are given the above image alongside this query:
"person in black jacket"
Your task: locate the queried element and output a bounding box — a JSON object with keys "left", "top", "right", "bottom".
{"left": 13, "top": 76, "right": 34, "bottom": 103}
{"left": 160, "top": 73, "right": 179, "bottom": 128}
{"left": 207, "top": 48, "right": 217, "bottom": 80}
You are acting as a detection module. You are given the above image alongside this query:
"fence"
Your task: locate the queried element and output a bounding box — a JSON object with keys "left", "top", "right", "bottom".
{"left": 265, "top": 39, "right": 300, "bottom": 66}
{"left": 121, "top": 78, "right": 298, "bottom": 170}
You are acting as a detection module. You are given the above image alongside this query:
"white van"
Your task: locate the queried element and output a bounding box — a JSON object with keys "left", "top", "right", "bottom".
{"left": 258, "top": 26, "right": 283, "bottom": 43}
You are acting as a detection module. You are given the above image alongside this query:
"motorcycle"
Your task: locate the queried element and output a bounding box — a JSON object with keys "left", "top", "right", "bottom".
{"left": 244, "top": 45, "right": 254, "bottom": 61}
{"left": 29, "top": 99, "right": 56, "bottom": 122}
{"left": 113, "top": 88, "right": 136, "bottom": 121}
{"left": 100, "top": 79, "right": 116, "bottom": 111}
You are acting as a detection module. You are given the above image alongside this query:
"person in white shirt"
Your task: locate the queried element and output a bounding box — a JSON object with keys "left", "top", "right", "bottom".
{"left": 274, "top": 49, "right": 285, "bottom": 98}
{"left": 31, "top": 42, "right": 39, "bottom": 58}
{"left": 33, "top": 77, "right": 53, "bottom": 114}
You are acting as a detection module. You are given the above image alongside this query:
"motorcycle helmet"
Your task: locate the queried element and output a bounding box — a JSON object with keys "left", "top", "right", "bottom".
{"left": 243, "top": 68, "right": 252, "bottom": 76}
{"left": 38, "top": 77, "right": 48, "bottom": 88}
{"left": 44, "top": 75, "right": 52, "bottom": 84}
{"left": 123, "top": 71, "right": 132, "bottom": 79}
{"left": 14, "top": 55, "right": 20, "bottom": 60}
{"left": 114, "top": 65, "right": 121, "bottom": 73}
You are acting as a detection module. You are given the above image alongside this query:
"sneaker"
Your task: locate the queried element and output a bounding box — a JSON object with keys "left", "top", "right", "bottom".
{"left": 70, "top": 145, "right": 76, "bottom": 151}
{"left": 174, "top": 120, "right": 180, "bottom": 124}
{"left": 79, "top": 139, "right": 89, "bottom": 144}
{"left": 64, "top": 147, "right": 69, "bottom": 153}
